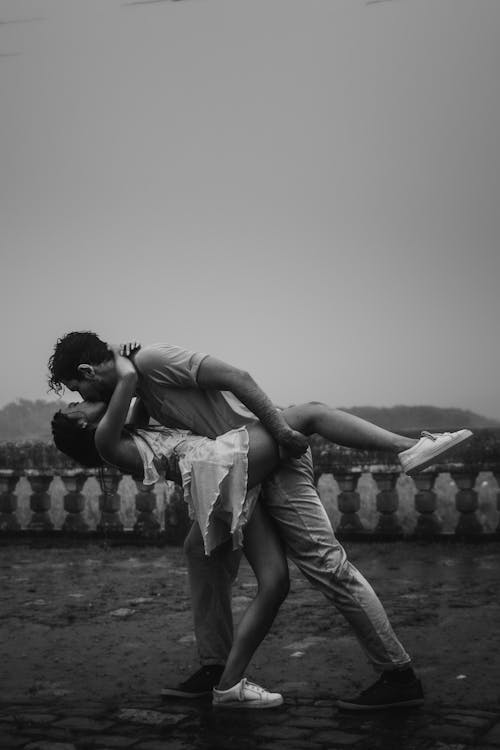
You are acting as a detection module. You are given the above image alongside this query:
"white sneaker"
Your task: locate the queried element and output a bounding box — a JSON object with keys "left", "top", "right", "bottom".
{"left": 398, "top": 429, "right": 473, "bottom": 474}
{"left": 213, "top": 678, "right": 283, "bottom": 709}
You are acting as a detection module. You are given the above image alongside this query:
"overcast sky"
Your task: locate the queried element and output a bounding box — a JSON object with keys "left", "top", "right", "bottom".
{"left": 1, "top": 0, "right": 499, "bottom": 418}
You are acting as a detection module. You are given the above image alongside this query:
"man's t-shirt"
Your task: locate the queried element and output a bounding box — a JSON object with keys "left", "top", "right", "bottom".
{"left": 133, "top": 343, "right": 257, "bottom": 438}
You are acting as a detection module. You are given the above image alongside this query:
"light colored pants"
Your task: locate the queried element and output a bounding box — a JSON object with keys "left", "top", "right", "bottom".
{"left": 183, "top": 449, "right": 411, "bottom": 672}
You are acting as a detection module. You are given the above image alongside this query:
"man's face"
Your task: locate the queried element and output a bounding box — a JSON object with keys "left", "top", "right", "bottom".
{"left": 62, "top": 359, "right": 118, "bottom": 402}
{"left": 63, "top": 363, "right": 117, "bottom": 402}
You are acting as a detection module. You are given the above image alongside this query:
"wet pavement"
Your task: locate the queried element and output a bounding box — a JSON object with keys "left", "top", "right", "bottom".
{"left": 0, "top": 540, "right": 499, "bottom": 749}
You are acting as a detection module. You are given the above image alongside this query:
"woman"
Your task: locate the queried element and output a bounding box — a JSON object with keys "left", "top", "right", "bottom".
{"left": 52, "top": 348, "right": 472, "bottom": 708}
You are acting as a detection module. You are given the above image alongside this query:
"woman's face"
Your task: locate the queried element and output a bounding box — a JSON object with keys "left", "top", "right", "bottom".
{"left": 61, "top": 400, "right": 107, "bottom": 427}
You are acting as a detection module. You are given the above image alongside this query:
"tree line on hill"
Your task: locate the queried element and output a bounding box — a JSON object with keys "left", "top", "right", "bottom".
{"left": 0, "top": 398, "right": 498, "bottom": 444}
{"left": 0, "top": 399, "right": 65, "bottom": 442}
{"left": 338, "top": 405, "right": 500, "bottom": 432}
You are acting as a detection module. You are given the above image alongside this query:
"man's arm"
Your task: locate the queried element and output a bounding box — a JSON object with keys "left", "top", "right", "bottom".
{"left": 197, "top": 356, "right": 309, "bottom": 457}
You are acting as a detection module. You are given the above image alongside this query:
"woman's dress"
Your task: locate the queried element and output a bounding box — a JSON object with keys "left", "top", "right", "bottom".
{"left": 129, "top": 425, "right": 260, "bottom": 555}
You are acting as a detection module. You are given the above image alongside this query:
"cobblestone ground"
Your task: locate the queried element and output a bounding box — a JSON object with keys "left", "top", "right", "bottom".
{"left": 0, "top": 540, "right": 499, "bottom": 749}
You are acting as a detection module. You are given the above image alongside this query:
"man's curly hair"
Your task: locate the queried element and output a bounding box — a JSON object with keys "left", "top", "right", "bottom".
{"left": 51, "top": 411, "right": 104, "bottom": 468}
{"left": 48, "top": 331, "right": 112, "bottom": 395}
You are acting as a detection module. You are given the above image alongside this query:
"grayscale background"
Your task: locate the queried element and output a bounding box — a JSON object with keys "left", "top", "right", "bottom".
{"left": 1, "top": 0, "right": 499, "bottom": 418}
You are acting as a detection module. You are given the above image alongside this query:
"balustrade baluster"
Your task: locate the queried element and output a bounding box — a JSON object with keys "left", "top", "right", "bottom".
{"left": 451, "top": 469, "right": 483, "bottom": 535}
{"left": 60, "top": 472, "right": 89, "bottom": 533}
{"left": 164, "top": 484, "right": 190, "bottom": 545}
{"left": 0, "top": 471, "right": 21, "bottom": 531}
{"left": 372, "top": 471, "right": 402, "bottom": 535}
{"left": 413, "top": 471, "right": 441, "bottom": 535}
{"left": 335, "top": 472, "right": 364, "bottom": 534}
{"left": 97, "top": 473, "right": 123, "bottom": 533}
{"left": 133, "top": 480, "right": 160, "bottom": 537}
{"left": 26, "top": 472, "right": 54, "bottom": 531}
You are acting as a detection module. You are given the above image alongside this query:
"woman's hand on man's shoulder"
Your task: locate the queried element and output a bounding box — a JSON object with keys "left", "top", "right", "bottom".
{"left": 108, "top": 345, "right": 138, "bottom": 380}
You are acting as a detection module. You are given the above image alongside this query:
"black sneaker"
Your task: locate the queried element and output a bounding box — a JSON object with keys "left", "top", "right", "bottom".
{"left": 161, "top": 665, "right": 225, "bottom": 698}
{"left": 337, "top": 674, "right": 424, "bottom": 711}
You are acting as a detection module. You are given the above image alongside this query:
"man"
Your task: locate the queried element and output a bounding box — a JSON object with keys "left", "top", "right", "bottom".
{"left": 48, "top": 330, "right": 431, "bottom": 710}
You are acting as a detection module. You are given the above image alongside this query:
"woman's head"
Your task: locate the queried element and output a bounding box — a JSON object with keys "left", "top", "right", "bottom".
{"left": 51, "top": 400, "right": 107, "bottom": 468}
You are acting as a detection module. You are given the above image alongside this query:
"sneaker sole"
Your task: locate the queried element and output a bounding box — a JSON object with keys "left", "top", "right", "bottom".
{"left": 161, "top": 689, "right": 212, "bottom": 699}
{"left": 213, "top": 697, "right": 284, "bottom": 709}
{"left": 403, "top": 430, "right": 473, "bottom": 474}
{"left": 337, "top": 697, "right": 424, "bottom": 711}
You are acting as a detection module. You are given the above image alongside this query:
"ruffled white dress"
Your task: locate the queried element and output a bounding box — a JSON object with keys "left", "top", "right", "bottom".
{"left": 128, "top": 425, "right": 260, "bottom": 555}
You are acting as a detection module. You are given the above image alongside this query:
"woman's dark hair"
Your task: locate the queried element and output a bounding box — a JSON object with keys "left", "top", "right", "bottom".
{"left": 51, "top": 411, "right": 103, "bottom": 468}
{"left": 48, "top": 331, "right": 113, "bottom": 395}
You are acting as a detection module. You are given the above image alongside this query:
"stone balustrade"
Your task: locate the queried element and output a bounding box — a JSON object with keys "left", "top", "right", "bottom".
{"left": 0, "top": 460, "right": 498, "bottom": 542}
{"left": 0, "top": 429, "right": 498, "bottom": 541}
{"left": 0, "top": 466, "right": 192, "bottom": 542}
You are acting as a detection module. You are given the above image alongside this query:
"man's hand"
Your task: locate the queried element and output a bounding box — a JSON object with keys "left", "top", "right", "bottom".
{"left": 120, "top": 341, "right": 142, "bottom": 358}
{"left": 276, "top": 427, "right": 309, "bottom": 458}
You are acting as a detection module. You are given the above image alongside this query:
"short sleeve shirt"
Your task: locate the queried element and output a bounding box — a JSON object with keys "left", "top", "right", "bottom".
{"left": 133, "top": 343, "right": 257, "bottom": 438}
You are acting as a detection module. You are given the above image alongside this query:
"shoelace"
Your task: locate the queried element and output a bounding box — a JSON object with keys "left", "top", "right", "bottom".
{"left": 240, "top": 678, "right": 265, "bottom": 697}
{"left": 421, "top": 431, "right": 438, "bottom": 441}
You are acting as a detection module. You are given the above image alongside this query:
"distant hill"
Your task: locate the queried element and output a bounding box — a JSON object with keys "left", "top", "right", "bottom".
{"left": 0, "top": 399, "right": 66, "bottom": 442}
{"left": 340, "top": 405, "right": 500, "bottom": 432}
{"left": 0, "top": 399, "right": 498, "bottom": 443}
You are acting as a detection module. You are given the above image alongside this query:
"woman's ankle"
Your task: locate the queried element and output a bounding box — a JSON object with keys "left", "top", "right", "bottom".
{"left": 395, "top": 437, "right": 417, "bottom": 453}
{"left": 216, "top": 677, "right": 240, "bottom": 692}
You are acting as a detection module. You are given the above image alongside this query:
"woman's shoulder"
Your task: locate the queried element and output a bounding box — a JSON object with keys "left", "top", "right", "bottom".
{"left": 102, "top": 431, "right": 144, "bottom": 477}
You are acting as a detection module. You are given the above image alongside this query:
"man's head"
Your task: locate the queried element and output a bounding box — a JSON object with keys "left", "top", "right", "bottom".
{"left": 48, "top": 331, "right": 117, "bottom": 401}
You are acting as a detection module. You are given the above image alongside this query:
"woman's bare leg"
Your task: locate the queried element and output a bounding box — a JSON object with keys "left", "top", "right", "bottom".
{"left": 281, "top": 402, "right": 417, "bottom": 453}
{"left": 214, "top": 404, "right": 415, "bottom": 687}
{"left": 217, "top": 503, "right": 289, "bottom": 690}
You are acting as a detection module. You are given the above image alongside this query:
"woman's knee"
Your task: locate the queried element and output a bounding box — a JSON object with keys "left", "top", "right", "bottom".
{"left": 285, "top": 401, "right": 328, "bottom": 434}
{"left": 260, "top": 564, "right": 290, "bottom": 604}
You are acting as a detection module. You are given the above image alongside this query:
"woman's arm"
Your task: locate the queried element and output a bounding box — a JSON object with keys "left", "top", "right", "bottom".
{"left": 127, "top": 397, "right": 150, "bottom": 428}
{"left": 94, "top": 351, "right": 138, "bottom": 465}
{"left": 118, "top": 342, "right": 151, "bottom": 428}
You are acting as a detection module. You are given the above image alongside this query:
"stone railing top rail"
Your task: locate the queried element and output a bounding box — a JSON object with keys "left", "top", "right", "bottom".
{"left": 0, "top": 462, "right": 496, "bottom": 480}
{"left": 0, "top": 428, "right": 498, "bottom": 474}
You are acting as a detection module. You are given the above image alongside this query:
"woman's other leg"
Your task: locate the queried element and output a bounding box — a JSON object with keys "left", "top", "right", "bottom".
{"left": 281, "top": 402, "right": 416, "bottom": 453}
{"left": 217, "top": 502, "right": 289, "bottom": 690}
